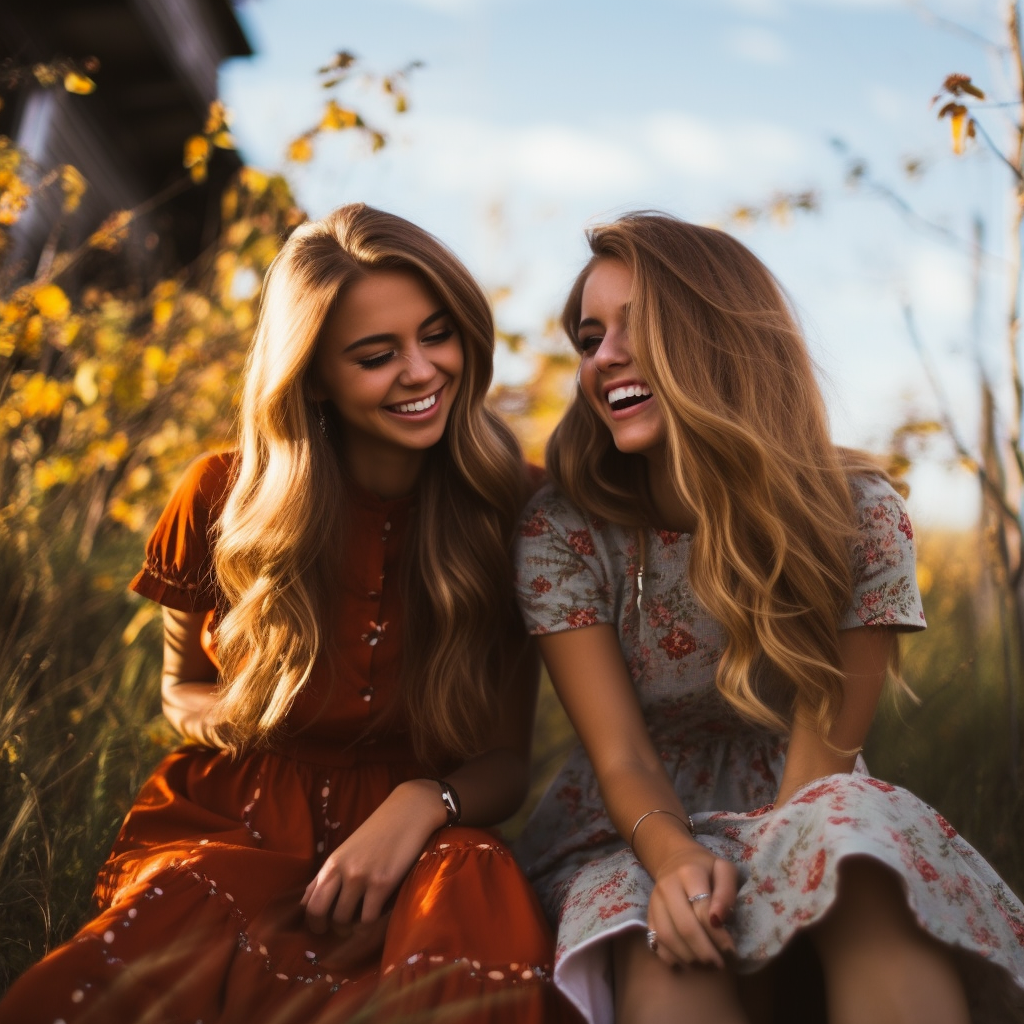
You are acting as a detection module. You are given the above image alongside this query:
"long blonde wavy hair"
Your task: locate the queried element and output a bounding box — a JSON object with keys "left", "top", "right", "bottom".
{"left": 549, "top": 212, "right": 892, "bottom": 739}
{"left": 208, "top": 204, "right": 527, "bottom": 761}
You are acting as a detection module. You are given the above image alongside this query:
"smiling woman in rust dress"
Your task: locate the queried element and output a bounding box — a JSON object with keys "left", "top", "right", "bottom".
{"left": 0, "top": 204, "right": 576, "bottom": 1024}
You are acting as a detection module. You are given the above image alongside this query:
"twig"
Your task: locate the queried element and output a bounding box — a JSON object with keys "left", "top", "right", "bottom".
{"left": 902, "top": 302, "right": 1020, "bottom": 525}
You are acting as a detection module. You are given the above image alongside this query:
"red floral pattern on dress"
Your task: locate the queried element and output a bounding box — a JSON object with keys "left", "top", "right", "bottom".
{"left": 520, "top": 511, "right": 549, "bottom": 537}
{"left": 566, "top": 529, "right": 596, "bottom": 556}
{"left": 802, "top": 849, "right": 827, "bottom": 892}
{"left": 657, "top": 626, "right": 698, "bottom": 660}
{"left": 566, "top": 607, "right": 599, "bottom": 629}
{"left": 530, "top": 576, "right": 552, "bottom": 595}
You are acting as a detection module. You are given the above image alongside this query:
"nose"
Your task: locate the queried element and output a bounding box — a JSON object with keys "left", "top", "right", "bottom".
{"left": 399, "top": 345, "right": 436, "bottom": 386}
{"left": 593, "top": 326, "right": 631, "bottom": 373}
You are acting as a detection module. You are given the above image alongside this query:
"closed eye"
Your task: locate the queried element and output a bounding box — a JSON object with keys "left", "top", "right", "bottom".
{"left": 575, "top": 333, "right": 602, "bottom": 354}
{"left": 357, "top": 350, "right": 394, "bottom": 369}
{"left": 422, "top": 327, "right": 455, "bottom": 346}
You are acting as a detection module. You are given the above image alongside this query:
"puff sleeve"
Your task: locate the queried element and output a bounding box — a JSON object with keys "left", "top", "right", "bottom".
{"left": 128, "top": 452, "right": 235, "bottom": 613}
{"left": 841, "top": 475, "right": 927, "bottom": 631}
{"left": 514, "top": 484, "right": 616, "bottom": 635}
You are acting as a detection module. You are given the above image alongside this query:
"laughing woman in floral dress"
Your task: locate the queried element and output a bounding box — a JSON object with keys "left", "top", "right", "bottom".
{"left": 513, "top": 212, "right": 1024, "bottom": 1024}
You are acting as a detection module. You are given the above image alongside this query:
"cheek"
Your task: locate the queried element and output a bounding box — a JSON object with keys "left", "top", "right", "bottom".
{"left": 578, "top": 362, "right": 605, "bottom": 415}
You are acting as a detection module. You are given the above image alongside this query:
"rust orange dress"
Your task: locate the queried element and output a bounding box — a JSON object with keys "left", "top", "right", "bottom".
{"left": 0, "top": 453, "right": 577, "bottom": 1024}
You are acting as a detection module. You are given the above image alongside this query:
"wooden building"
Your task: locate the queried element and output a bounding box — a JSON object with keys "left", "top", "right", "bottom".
{"left": 0, "top": 0, "right": 252, "bottom": 281}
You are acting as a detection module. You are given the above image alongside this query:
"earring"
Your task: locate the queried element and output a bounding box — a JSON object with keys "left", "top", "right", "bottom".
{"left": 317, "top": 405, "right": 327, "bottom": 437}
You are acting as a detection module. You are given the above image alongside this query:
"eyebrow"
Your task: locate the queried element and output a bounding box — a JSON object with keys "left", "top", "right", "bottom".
{"left": 577, "top": 302, "right": 630, "bottom": 334}
{"left": 342, "top": 309, "right": 450, "bottom": 354}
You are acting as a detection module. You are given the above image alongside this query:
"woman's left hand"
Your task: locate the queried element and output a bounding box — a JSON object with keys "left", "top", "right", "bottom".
{"left": 301, "top": 778, "right": 447, "bottom": 934}
{"left": 648, "top": 841, "right": 738, "bottom": 970}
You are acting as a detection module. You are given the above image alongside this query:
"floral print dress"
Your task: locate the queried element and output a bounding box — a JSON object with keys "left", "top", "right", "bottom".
{"left": 514, "top": 475, "right": 1024, "bottom": 1024}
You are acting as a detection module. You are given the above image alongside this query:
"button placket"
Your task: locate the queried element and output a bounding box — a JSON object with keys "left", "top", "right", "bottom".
{"left": 358, "top": 515, "right": 393, "bottom": 705}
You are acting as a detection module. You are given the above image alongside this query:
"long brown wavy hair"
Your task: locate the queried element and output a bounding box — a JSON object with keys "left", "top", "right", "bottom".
{"left": 209, "top": 204, "right": 528, "bottom": 761}
{"left": 549, "top": 212, "right": 893, "bottom": 739}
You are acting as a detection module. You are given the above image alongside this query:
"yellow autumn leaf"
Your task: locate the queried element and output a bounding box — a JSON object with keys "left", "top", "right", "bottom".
{"left": 20, "top": 374, "right": 66, "bottom": 418}
{"left": 0, "top": 174, "right": 30, "bottom": 225}
{"left": 22, "top": 315, "right": 44, "bottom": 353}
{"left": 74, "top": 360, "right": 100, "bottom": 406}
{"left": 184, "top": 135, "right": 211, "bottom": 167}
{"left": 370, "top": 132, "right": 386, "bottom": 153}
{"left": 211, "top": 131, "right": 235, "bottom": 149}
{"left": 108, "top": 498, "right": 146, "bottom": 531}
{"left": 152, "top": 299, "right": 174, "bottom": 328}
{"left": 394, "top": 94, "right": 408, "bottom": 114}
{"left": 60, "top": 165, "right": 87, "bottom": 212}
{"left": 33, "top": 64, "right": 58, "bottom": 87}
{"left": 288, "top": 136, "right": 314, "bottom": 162}
{"left": 34, "top": 461, "right": 59, "bottom": 492}
{"left": 320, "top": 101, "right": 359, "bottom": 131}
{"left": 33, "top": 284, "right": 71, "bottom": 321}
{"left": 89, "top": 210, "right": 132, "bottom": 251}
{"left": 64, "top": 72, "right": 96, "bottom": 95}
{"left": 203, "top": 99, "right": 231, "bottom": 135}
{"left": 55, "top": 318, "right": 80, "bottom": 348}
{"left": 143, "top": 345, "right": 166, "bottom": 372}
{"left": 126, "top": 464, "right": 153, "bottom": 492}
{"left": 239, "top": 167, "right": 269, "bottom": 195}
{"left": 950, "top": 109, "right": 970, "bottom": 155}
{"left": 1, "top": 301, "right": 23, "bottom": 324}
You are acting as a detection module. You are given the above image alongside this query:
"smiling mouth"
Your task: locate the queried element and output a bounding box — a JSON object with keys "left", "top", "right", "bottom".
{"left": 607, "top": 384, "right": 652, "bottom": 412}
{"left": 387, "top": 388, "right": 441, "bottom": 415}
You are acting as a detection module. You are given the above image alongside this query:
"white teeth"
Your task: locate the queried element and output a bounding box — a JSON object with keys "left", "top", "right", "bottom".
{"left": 607, "top": 384, "right": 652, "bottom": 405}
{"left": 393, "top": 392, "right": 437, "bottom": 414}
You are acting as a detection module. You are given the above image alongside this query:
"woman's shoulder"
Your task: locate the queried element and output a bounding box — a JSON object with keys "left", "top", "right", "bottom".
{"left": 848, "top": 473, "right": 914, "bottom": 540}
{"left": 173, "top": 450, "right": 238, "bottom": 506}
{"left": 517, "top": 481, "right": 622, "bottom": 543}
{"left": 128, "top": 450, "right": 237, "bottom": 612}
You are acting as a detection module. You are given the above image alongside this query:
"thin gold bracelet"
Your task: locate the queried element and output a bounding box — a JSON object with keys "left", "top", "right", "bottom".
{"left": 629, "top": 808, "right": 695, "bottom": 852}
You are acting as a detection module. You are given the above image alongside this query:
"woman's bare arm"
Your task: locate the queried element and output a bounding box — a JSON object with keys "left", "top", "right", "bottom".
{"left": 774, "top": 626, "right": 895, "bottom": 807}
{"left": 160, "top": 607, "right": 219, "bottom": 745}
{"left": 536, "top": 625, "right": 736, "bottom": 968}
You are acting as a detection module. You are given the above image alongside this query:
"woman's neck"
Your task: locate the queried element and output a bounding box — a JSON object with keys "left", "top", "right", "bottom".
{"left": 344, "top": 441, "right": 425, "bottom": 499}
{"left": 646, "top": 455, "right": 698, "bottom": 534}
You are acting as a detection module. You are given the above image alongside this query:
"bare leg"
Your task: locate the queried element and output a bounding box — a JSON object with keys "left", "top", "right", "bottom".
{"left": 612, "top": 930, "right": 750, "bottom": 1024}
{"left": 812, "top": 857, "right": 970, "bottom": 1024}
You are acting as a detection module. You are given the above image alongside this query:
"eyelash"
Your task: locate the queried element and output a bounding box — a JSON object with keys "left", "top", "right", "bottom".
{"left": 356, "top": 329, "right": 455, "bottom": 370}
{"left": 575, "top": 334, "right": 601, "bottom": 354}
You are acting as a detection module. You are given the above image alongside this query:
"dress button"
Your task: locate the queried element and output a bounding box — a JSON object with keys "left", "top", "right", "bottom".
{"left": 368, "top": 590, "right": 380, "bottom": 599}
{"left": 359, "top": 686, "right": 374, "bottom": 702}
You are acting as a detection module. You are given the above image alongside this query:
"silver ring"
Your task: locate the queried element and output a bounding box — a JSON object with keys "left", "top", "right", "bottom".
{"left": 687, "top": 892, "right": 711, "bottom": 904}
{"left": 646, "top": 928, "right": 658, "bottom": 952}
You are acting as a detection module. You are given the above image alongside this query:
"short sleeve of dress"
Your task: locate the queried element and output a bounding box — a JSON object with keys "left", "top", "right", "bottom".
{"left": 128, "top": 452, "right": 235, "bottom": 613}
{"left": 841, "top": 475, "right": 926, "bottom": 631}
{"left": 514, "top": 484, "right": 616, "bottom": 635}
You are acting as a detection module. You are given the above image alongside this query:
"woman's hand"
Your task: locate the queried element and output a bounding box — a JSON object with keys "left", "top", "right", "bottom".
{"left": 647, "top": 839, "right": 738, "bottom": 970}
{"left": 301, "top": 778, "right": 447, "bottom": 934}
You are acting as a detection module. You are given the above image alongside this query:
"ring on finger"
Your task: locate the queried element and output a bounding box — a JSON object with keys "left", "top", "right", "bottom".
{"left": 646, "top": 929, "right": 658, "bottom": 953}
{"left": 687, "top": 892, "right": 712, "bottom": 904}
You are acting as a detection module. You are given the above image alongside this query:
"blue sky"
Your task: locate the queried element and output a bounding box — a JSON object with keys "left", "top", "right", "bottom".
{"left": 220, "top": 0, "right": 1009, "bottom": 526}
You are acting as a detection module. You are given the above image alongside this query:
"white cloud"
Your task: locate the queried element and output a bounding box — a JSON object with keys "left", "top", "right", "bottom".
{"left": 409, "top": 116, "right": 650, "bottom": 196}
{"left": 727, "top": 25, "right": 790, "bottom": 64}
{"left": 644, "top": 112, "right": 807, "bottom": 183}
